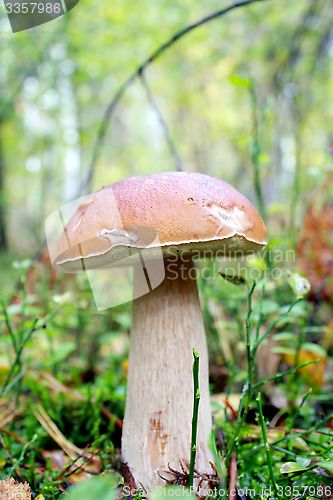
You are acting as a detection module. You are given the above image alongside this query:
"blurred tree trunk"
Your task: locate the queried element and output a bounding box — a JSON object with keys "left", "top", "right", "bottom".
{"left": 0, "top": 115, "right": 7, "bottom": 251}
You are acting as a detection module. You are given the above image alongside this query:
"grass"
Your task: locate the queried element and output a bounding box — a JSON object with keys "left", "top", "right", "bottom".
{"left": 189, "top": 348, "right": 200, "bottom": 489}
{"left": 0, "top": 253, "right": 332, "bottom": 499}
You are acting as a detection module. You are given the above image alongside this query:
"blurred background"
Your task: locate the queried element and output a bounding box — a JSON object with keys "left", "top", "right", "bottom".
{"left": 0, "top": 0, "right": 332, "bottom": 259}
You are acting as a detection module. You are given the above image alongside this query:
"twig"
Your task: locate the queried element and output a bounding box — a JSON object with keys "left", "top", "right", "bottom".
{"left": 189, "top": 348, "right": 200, "bottom": 488}
{"left": 83, "top": 0, "right": 271, "bottom": 193}
{"left": 0, "top": 427, "right": 28, "bottom": 445}
{"left": 57, "top": 447, "right": 100, "bottom": 480}
{"left": 139, "top": 73, "right": 183, "bottom": 172}
{"left": 252, "top": 358, "right": 319, "bottom": 389}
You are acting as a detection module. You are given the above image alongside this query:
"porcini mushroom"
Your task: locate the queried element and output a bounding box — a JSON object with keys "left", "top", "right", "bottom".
{"left": 53, "top": 172, "right": 266, "bottom": 493}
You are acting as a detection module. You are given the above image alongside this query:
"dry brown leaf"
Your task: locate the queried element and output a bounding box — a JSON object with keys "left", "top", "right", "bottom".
{"left": 34, "top": 404, "right": 101, "bottom": 485}
{"left": 34, "top": 373, "right": 123, "bottom": 429}
{"left": 297, "top": 174, "right": 333, "bottom": 302}
{"left": 322, "top": 320, "right": 333, "bottom": 351}
{"left": 34, "top": 404, "right": 85, "bottom": 459}
{"left": 42, "top": 448, "right": 102, "bottom": 484}
{"left": 39, "top": 372, "right": 84, "bottom": 401}
{"left": 283, "top": 348, "right": 326, "bottom": 387}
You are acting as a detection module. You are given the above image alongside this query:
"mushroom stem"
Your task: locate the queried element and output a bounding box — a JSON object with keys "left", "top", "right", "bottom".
{"left": 122, "top": 256, "right": 214, "bottom": 491}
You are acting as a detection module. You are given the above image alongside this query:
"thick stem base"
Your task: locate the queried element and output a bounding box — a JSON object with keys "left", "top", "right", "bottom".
{"left": 121, "top": 257, "right": 214, "bottom": 492}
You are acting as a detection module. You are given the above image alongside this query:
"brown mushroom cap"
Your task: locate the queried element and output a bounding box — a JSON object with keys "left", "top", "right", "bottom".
{"left": 55, "top": 171, "right": 267, "bottom": 272}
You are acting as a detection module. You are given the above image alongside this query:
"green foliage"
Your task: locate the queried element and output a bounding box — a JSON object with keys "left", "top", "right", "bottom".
{"left": 65, "top": 474, "right": 119, "bottom": 500}
{"left": 0, "top": 248, "right": 332, "bottom": 498}
{"left": 203, "top": 271, "right": 332, "bottom": 499}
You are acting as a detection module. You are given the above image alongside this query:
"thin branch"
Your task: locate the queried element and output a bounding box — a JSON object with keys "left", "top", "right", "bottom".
{"left": 83, "top": 0, "right": 271, "bottom": 193}
{"left": 139, "top": 72, "right": 183, "bottom": 172}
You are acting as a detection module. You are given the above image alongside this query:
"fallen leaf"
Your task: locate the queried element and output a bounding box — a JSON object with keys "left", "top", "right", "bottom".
{"left": 297, "top": 174, "right": 333, "bottom": 303}
{"left": 283, "top": 345, "right": 326, "bottom": 387}
{"left": 280, "top": 461, "right": 308, "bottom": 474}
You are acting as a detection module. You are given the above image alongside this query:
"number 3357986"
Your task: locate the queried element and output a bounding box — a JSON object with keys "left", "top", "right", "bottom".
{"left": 5, "top": 3, "right": 62, "bottom": 14}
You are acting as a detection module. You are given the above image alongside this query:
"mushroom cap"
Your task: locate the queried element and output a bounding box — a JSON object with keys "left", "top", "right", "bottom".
{"left": 54, "top": 172, "right": 267, "bottom": 272}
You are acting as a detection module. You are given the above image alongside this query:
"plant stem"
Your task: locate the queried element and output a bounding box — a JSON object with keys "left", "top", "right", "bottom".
{"left": 225, "top": 408, "right": 248, "bottom": 467}
{"left": 257, "top": 393, "right": 278, "bottom": 495}
{"left": 0, "top": 308, "right": 59, "bottom": 397}
{"left": 8, "top": 434, "right": 38, "bottom": 477}
{"left": 252, "top": 359, "right": 319, "bottom": 389}
{"left": 0, "top": 318, "right": 38, "bottom": 397}
{"left": 286, "top": 388, "right": 312, "bottom": 433}
{"left": 251, "top": 299, "right": 301, "bottom": 357}
{"left": 246, "top": 281, "right": 256, "bottom": 400}
{"left": 189, "top": 348, "right": 200, "bottom": 489}
{"left": 226, "top": 282, "right": 256, "bottom": 467}
{"left": 240, "top": 412, "right": 333, "bottom": 463}
{"left": 0, "top": 300, "right": 18, "bottom": 353}
{"left": 256, "top": 283, "right": 265, "bottom": 343}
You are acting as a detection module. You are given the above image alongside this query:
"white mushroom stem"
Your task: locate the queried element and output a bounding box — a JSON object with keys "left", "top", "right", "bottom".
{"left": 122, "top": 256, "right": 214, "bottom": 492}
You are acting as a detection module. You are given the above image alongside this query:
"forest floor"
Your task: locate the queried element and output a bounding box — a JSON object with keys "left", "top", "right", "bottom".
{"left": 0, "top": 252, "right": 332, "bottom": 499}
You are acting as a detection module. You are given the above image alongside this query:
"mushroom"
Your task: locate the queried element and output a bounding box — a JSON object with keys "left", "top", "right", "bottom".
{"left": 53, "top": 172, "right": 266, "bottom": 493}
